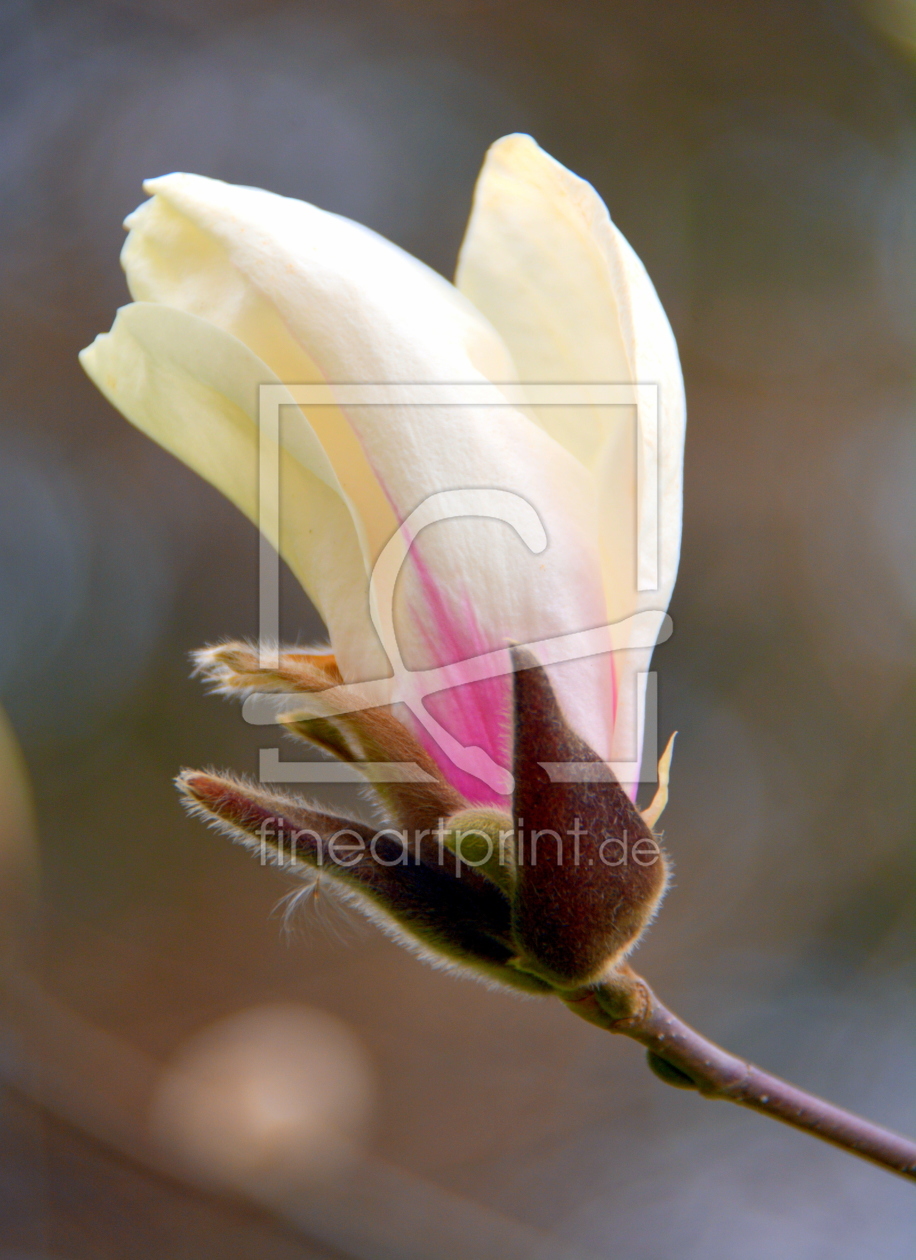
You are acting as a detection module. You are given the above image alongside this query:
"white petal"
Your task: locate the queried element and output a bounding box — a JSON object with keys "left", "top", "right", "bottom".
{"left": 128, "top": 172, "right": 520, "bottom": 388}
{"left": 121, "top": 187, "right": 398, "bottom": 566}
{"left": 456, "top": 135, "right": 633, "bottom": 461}
{"left": 118, "top": 174, "right": 618, "bottom": 801}
{"left": 79, "top": 303, "right": 386, "bottom": 681}
{"left": 456, "top": 135, "right": 686, "bottom": 790}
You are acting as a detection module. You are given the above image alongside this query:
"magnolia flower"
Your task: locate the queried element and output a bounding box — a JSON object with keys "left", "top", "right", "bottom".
{"left": 81, "top": 134, "right": 685, "bottom": 992}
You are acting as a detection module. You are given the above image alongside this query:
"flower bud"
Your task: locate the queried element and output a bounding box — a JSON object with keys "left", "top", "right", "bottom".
{"left": 440, "top": 807, "right": 514, "bottom": 891}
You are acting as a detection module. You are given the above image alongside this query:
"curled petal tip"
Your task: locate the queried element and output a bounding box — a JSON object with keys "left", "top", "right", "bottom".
{"left": 640, "top": 731, "right": 677, "bottom": 831}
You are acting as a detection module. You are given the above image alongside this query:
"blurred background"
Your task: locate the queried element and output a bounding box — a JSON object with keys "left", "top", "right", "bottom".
{"left": 0, "top": 0, "right": 914, "bottom": 1256}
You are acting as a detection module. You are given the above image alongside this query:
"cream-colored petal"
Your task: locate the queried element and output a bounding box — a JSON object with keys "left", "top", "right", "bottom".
{"left": 121, "top": 191, "right": 397, "bottom": 566}
{"left": 130, "top": 172, "right": 520, "bottom": 388}
{"left": 456, "top": 135, "right": 686, "bottom": 791}
{"left": 118, "top": 175, "right": 618, "bottom": 798}
{"left": 456, "top": 134, "right": 633, "bottom": 466}
{"left": 79, "top": 303, "right": 386, "bottom": 681}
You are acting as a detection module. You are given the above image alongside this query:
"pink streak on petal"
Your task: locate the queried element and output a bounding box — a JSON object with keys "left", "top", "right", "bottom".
{"left": 408, "top": 547, "right": 511, "bottom": 806}
{"left": 352, "top": 443, "right": 512, "bottom": 805}
{"left": 332, "top": 409, "right": 607, "bottom": 804}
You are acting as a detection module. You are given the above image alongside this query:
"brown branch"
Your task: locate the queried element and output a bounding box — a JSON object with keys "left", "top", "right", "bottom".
{"left": 563, "top": 969, "right": 916, "bottom": 1183}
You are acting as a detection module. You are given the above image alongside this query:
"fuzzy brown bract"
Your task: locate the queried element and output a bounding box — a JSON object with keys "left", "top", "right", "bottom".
{"left": 179, "top": 644, "right": 667, "bottom": 999}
